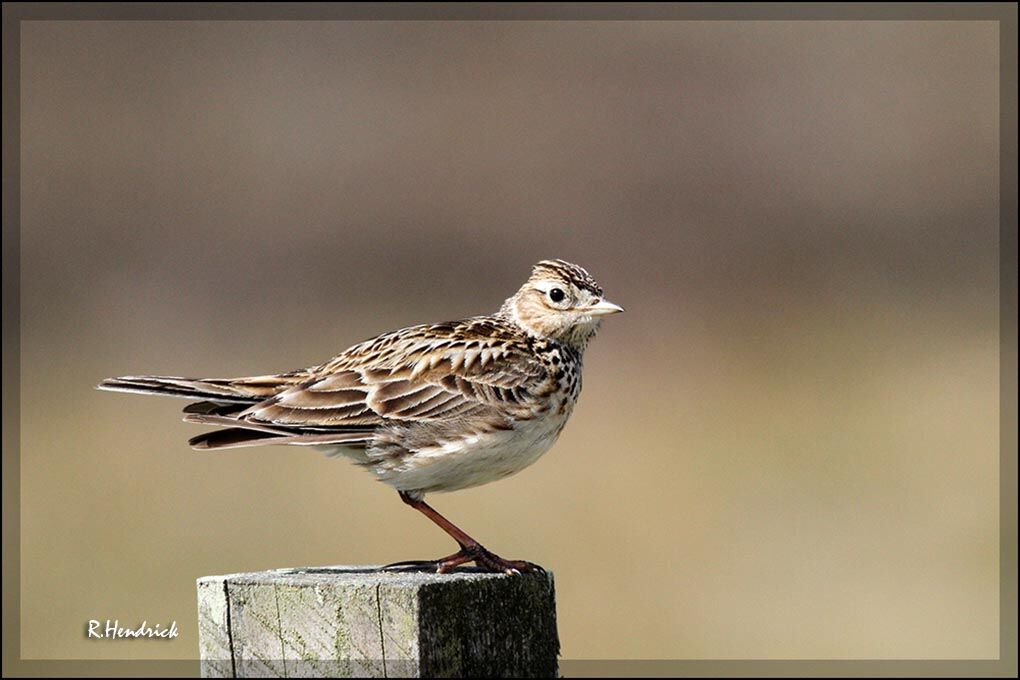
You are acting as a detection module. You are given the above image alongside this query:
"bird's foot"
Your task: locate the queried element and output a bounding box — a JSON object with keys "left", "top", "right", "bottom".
{"left": 466, "top": 545, "right": 544, "bottom": 575}
{"left": 381, "top": 544, "right": 543, "bottom": 576}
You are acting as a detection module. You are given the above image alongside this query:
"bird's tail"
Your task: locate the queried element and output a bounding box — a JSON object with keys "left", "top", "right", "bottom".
{"left": 96, "top": 374, "right": 298, "bottom": 403}
{"left": 97, "top": 372, "right": 373, "bottom": 452}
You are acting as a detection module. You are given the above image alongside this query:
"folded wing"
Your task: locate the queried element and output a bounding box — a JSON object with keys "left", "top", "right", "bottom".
{"left": 180, "top": 320, "right": 550, "bottom": 449}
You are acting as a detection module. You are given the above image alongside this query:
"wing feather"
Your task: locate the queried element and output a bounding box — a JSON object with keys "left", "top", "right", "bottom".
{"left": 235, "top": 319, "right": 550, "bottom": 430}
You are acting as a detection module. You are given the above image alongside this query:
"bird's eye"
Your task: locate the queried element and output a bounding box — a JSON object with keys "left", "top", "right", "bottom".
{"left": 548, "top": 288, "right": 566, "bottom": 303}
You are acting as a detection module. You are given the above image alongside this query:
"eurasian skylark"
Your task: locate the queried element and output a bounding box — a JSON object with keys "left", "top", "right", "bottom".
{"left": 98, "top": 259, "right": 623, "bottom": 574}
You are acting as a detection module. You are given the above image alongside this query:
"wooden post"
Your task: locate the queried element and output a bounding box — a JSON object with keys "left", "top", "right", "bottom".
{"left": 197, "top": 566, "right": 559, "bottom": 678}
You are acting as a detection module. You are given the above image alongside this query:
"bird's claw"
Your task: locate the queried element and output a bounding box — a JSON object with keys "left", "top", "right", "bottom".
{"left": 379, "top": 559, "right": 441, "bottom": 573}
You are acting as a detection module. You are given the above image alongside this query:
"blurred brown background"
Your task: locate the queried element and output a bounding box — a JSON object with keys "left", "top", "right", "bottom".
{"left": 19, "top": 20, "right": 998, "bottom": 660}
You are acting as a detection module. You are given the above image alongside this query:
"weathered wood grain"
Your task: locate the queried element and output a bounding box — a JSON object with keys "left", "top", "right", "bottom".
{"left": 197, "top": 566, "right": 558, "bottom": 678}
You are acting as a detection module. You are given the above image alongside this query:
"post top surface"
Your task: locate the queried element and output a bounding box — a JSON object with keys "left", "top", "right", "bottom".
{"left": 197, "top": 565, "right": 554, "bottom": 588}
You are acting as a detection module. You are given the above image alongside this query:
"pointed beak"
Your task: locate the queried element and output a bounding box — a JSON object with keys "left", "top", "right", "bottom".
{"left": 586, "top": 298, "right": 625, "bottom": 316}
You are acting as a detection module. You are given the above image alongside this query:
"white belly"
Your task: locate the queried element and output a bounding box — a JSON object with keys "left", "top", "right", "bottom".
{"left": 403, "top": 418, "right": 564, "bottom": 493}
{"left": 324, "top": 411, "right": 570, "bottom": 495}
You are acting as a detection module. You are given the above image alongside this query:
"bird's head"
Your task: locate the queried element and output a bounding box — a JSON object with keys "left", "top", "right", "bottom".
{"left": 499, "top": 259, "right": 624, "bottom": 350}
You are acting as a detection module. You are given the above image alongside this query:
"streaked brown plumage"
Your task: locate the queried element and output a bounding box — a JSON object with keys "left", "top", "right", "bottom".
{"left": 99, "top": 259, "right": 623, "bottom": 573}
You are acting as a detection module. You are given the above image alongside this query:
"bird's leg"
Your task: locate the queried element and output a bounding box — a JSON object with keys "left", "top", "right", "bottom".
{"left": 382, "top": 491, "right": 544, "bottom": 575}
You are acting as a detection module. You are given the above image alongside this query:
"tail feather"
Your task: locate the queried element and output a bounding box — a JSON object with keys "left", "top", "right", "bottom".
{"left": 188, "top": 428, "right": 282, "bottom": 450}
{"left": 183, "top": 412, "right": 294, "bottom": 435}
{"left": 182, "top": 401, "right": 251, "bottom": 416}
{"left": 97, "top": 374, "right": 296, "bottom": 403}
{"left": 188, "top": 428, "right": 373, "bottom": 450}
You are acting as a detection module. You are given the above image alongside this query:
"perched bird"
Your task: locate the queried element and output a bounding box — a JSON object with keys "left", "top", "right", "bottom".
{"left": 98, "top": 259, "right": 623, "bottom": 574}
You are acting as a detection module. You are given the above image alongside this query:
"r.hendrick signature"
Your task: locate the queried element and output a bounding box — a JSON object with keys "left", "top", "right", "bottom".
{"left": 87, "top": 619, "right": 179, "bottom": 640}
